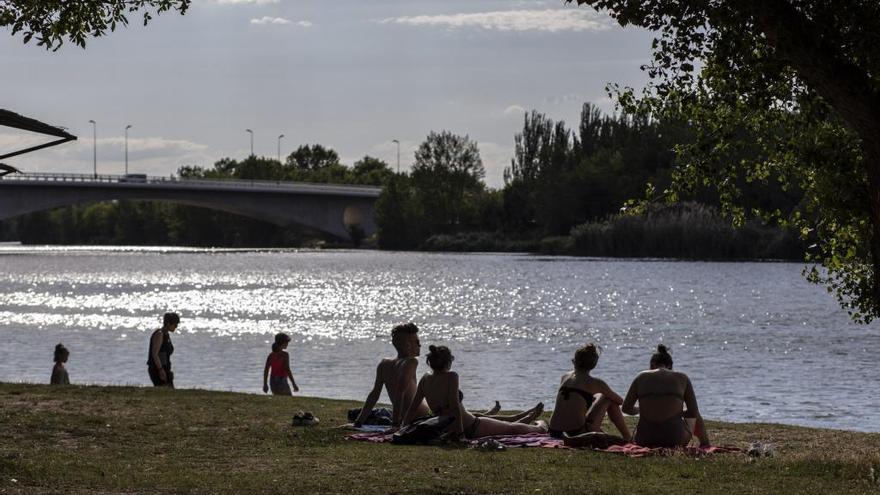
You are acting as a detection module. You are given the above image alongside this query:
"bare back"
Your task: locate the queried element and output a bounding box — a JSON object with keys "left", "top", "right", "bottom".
{"left": 631, "top": 368, "right": 690, "bottom": 422}
{"left": 549, "top": 370, "right": 620, "bottom": 432}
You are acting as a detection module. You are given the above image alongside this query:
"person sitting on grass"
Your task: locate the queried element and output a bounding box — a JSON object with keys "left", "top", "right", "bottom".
{"left": 401, "top": 345, "right": 547, "bottom": 439}
{"left": 263, "top": 332, "right": 300, "bottom": 396}
{"left": 620, "top": 344, "right": 710, "bottom": 448}
{"left": 50, "top": 343, "right": 70, "bottom": 385}
{"left": 549, "top": 343, "right": 631, "bottom": 446}
{"left": 353, "top": 323, "right": 428, "bottom": 428}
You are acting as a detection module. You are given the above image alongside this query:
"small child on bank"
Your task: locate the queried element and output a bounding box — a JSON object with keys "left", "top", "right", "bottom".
{"left": 50, "top": 343, "right": 70, "bottom": 385}
{"left": 262, "top": 333, "right": 299, "bottom": 395}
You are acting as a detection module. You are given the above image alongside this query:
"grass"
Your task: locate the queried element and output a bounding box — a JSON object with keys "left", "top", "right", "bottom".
{"left": 1, "top": 383, "right": 878, "bottom": 494}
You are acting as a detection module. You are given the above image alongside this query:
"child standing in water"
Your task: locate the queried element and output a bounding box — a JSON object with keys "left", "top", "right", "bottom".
{"left": 263, "top": 333, "right": 299, "bottom": 395}
{"left": 50, "top": 343, "right": 70, "bottom": 385}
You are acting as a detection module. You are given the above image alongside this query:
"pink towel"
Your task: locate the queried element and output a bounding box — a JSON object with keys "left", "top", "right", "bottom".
{"left": 346, "top": 432, "right": 394, "bottom": 443}
{"left": 469, "top": 433, "right": 567, "bottom": 449}
{"left": 596, "top": 443, "right": 742, "bottom": 458}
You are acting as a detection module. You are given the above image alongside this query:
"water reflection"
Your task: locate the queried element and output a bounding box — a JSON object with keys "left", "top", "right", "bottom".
{"left": 0, "top": 246, "right": 877, "bottom": 432}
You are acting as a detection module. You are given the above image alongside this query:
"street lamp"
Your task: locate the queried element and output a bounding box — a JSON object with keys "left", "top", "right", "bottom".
{"left": 124, "top": 124, "right": 132, "bottom": 175}
{"left": 246, "top": 129, "right": 254, "bottom": 156}
{"left": 278, "top": 134, "right": 284, "bottom": 163}
{"left": 88, "top": 120, "right": 97, "bottom": 178}
{"left": 392, "top": 139, "right": 400, "bottom": 174}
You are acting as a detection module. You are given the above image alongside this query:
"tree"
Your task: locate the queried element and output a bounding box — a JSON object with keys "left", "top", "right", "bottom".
{"left": 284, "top": 144, "right": 341, "bottom": 172}
{"left": 0, "top": 0, "right": 190, "bottom": 50}
{"left": 568, "top": 0, "right": 880, "bottom": 322}
{"left": 352, "top": 155, "right": 393, "bottom": 185}
{"left": 411, "top": 131, "right": 485, "bottom": 233}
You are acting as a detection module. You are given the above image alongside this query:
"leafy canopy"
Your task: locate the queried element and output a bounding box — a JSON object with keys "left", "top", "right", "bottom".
{"left": 0, "top": 0, "right": 191, "bottom": 50}
{"left": 568, "top": 0, "right": 880, "bottom": 322}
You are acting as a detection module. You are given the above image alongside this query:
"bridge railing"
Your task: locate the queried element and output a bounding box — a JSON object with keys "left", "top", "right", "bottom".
{"left": 0, "top": 171, "right": 382, "bottom": 195}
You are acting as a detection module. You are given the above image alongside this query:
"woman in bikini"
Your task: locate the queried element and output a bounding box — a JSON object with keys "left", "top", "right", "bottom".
{"left": 401, "top": 345, "right": 547, "bottom": 439}
{"left": 548, "top": 343, "right": 631, "bottom": 443}
{"left": 621, "top": 344, "right": 710, "bottom": 447}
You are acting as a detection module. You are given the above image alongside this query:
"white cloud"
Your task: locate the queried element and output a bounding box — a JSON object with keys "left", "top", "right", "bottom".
{"left": 250, "top": 16, "right": 291, "bottom": 25}
{"left": 0, "top": 134, "right": 211, "bottom": 176}
{"left": 297, "top": 20, "right": 313, "bottom": 28}
{"left": 503, "top": 104, "right": 526, "bottom": 116}
{"left": 380, "top": 9, "right": 613, "bottom": 33}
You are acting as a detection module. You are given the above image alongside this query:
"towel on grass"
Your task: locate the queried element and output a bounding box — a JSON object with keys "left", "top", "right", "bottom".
{"left": 468, "top": 433, "right": 566, "bottom": 449}
{"left": 596, "top": 443, "right": 742, "bottom": 458}
{"left": 346, "top": 432, "right": 565, "bottom": 447}
{"left": 346, "top": 432, "right": 740, "bottom": 457}
{"left": 347, "top": 432, "right": 394, "bottom": 443}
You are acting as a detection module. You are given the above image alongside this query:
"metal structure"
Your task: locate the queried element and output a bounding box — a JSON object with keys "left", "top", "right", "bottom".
{"left": 0, "top": 109, "right": 76, "bottom": 160}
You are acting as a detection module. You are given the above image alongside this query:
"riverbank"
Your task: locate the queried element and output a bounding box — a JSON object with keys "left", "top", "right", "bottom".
{"left": 1, "top": 383, "right": 877, "bottom": 494}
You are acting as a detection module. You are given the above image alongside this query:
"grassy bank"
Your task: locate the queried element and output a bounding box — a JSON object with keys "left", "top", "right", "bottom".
{"left": 1, "top": 383, "right": 878, "bottom": 494}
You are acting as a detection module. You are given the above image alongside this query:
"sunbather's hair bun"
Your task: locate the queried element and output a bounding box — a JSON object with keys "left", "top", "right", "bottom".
{"left": 426, "top": 345, "right": 453, "bottom": 372}
{"left": 651, "top": 344, "right": 674, "bottom": 369}
{"left": 573, "top": 343, "right": 600, "bottom": 371}
{"left": 53, "top": 343, "right": 69, "bottom": 363}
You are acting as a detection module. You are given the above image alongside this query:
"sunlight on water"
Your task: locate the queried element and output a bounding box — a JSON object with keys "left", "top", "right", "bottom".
{"left": 0, "top": 247, "right": 878, "bottom": 431}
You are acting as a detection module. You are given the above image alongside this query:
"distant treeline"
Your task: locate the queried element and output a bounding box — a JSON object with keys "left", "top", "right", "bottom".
{"left": 1, "top": 104, "right": 805, "bottom": 259}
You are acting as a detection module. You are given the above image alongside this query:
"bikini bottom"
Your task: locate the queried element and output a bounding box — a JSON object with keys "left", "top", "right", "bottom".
{"left": 548, "top": 426, "right": 587, "bottom": 439}
{"left": 634, "top": 415, "right": 691, "bottom": 448}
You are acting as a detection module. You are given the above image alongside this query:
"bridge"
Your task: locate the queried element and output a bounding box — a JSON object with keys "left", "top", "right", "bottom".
{"left": 0, "top": 173, "right": 382, "bottom": 240}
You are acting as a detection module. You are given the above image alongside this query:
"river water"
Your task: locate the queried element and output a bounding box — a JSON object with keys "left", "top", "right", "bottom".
{"left": 0, "top": 246, "right": 877, "bottom": 432}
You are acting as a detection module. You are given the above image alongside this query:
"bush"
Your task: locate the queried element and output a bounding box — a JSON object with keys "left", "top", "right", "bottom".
{"left": 570, "top": 202, "right": 803, "bottom": 260}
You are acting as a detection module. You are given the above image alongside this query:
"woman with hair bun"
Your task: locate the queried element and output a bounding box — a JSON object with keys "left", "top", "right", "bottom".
{"left": 548, "top": 343, "right": 630, "bottom": 442}
{"left": 50, "top": 343, "right": 70, "bottom": 385}
{"left": 621, "top": 344, "right": 710, "bottom": 448}
{"left": 262, "top": 332, "right": 299, "bottom": 395}
{"left": 401, "top": 345, "right": 547, "bottom": 439}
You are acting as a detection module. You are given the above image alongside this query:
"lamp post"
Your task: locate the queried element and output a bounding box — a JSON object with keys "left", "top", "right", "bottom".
{"left": 277, "top": 134, "right": 284, "bottom": 163}
{"left": 124, "top": 124, "right": 132, "bottom": 175}
{"left": 392, "top": 139, "right": 400, "bottom": 174}
{"left": 88, "top": 120, "right": 97, "bottom": 178}
{"left": 246, "top": 129, "right": 254, "bottom": 156}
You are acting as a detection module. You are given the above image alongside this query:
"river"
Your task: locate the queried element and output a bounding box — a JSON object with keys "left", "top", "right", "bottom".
{"left": 0, "top": 246, "right": 877, "bottom": 432}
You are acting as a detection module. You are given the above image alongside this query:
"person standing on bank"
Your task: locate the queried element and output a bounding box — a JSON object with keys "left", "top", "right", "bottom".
{"left": 148, "top": 312, "right": 180, "bottom": 388}
{"left": 263, "top": 332, "right": 300, "bottom": 395}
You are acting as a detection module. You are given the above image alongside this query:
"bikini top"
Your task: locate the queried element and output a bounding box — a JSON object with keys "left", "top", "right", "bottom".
{"left": 432, "top": 389, "right": 464, "bottom": 415}
{"left": 558, "top": 386, "right": 594, "bottom": 406}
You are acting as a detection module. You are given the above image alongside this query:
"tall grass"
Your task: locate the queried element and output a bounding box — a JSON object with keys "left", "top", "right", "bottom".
{"left": 569, "top": 202, "right": 803, "bottom": 260}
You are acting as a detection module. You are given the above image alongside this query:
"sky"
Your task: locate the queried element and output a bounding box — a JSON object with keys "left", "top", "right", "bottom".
{"left": 0, "top": 0, "right": 654, "bottom": 188}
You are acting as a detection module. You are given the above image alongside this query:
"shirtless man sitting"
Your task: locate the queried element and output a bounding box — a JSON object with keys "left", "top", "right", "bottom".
{"left": 353, "top": 323, "right": 429, "bottom": 428}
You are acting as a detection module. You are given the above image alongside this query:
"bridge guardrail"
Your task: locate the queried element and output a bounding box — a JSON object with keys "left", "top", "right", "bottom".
{"left": 0, "top": 172, "right": 383, "bottom": 196}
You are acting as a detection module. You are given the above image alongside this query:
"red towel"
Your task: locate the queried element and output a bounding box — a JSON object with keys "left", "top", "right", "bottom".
{"left": 596, "top": 443, "right": 742, "bottom": 458}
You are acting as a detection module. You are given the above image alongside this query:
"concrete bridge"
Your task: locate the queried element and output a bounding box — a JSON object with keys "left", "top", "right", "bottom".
{"left": 0, "top": 173, "right": 382, "bottom": 240}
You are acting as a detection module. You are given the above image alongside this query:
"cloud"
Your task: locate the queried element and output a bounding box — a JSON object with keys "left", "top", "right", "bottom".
{"left": 503, "top": 104, "right": 526, "bottom": 116}
{"left": 297, "top": 20, "right": 313, "bottom": 28}
{"left": 379, "top": 9, "right": 613, "bottom": 33}
{"left": 0, "top": 134, "right": 211, "bottom": 177}
{"left": 250, "top": 16, "right": 292, "bottom": 25}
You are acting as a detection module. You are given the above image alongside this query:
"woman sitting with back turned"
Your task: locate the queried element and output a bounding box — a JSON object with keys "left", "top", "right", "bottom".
{"left": 622, "top": 344, "right": 710, "bottom": 448}
{"left": 548, "top": 343, "right": 631, "bottom": 442}
{"left": 402, "top": 345, "right": 547, "bottom": 439}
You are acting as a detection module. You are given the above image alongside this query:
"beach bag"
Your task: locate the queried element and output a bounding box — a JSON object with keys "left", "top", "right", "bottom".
{"left": 391, "top": 415, "right": 455, "bottom": 445}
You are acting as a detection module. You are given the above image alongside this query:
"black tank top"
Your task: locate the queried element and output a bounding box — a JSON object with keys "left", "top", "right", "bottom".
{"left": 147, "top": 329, "right": 174, "bottom": 369}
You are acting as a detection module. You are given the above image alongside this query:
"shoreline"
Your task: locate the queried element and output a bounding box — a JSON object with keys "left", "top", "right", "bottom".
{"left": 2, "top": 382, "right": 878, "bottom": 494}
{"left": 2, "top": 379, "right": 875, "bottom": 435}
